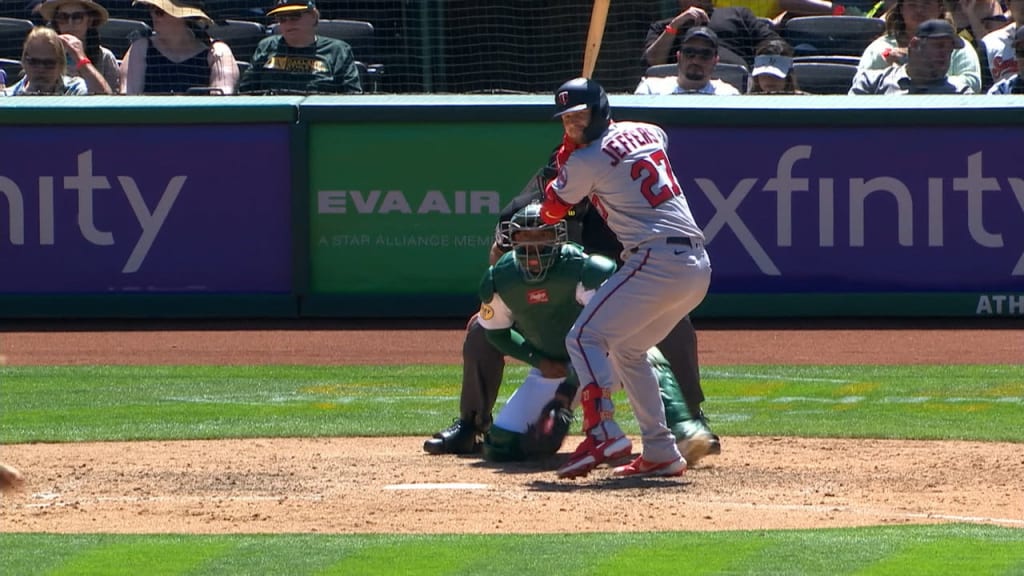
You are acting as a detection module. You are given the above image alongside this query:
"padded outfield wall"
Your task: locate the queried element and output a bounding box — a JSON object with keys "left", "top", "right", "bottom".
{"left": 0, "top": 95, "right": 1022, "bottom": 319}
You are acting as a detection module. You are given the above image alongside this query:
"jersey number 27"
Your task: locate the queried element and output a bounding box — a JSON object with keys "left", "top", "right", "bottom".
{"left": 630, "top": 149, "right": 682, "bottom": 207}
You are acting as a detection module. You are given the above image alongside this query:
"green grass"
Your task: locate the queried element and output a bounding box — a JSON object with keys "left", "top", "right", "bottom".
{"left": 1, "top": 525, "right": 1023, "bottom": 575}
{"left": 1, "top": 365, "right": 1021, "bottom": 443}
{"left": 1, "top": 363, "right": 1023, "bottom": 575}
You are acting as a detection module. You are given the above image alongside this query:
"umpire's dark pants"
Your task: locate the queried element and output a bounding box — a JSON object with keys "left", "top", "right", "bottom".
{"left": 459, "top": 314, "right": 705, "bottom": 431}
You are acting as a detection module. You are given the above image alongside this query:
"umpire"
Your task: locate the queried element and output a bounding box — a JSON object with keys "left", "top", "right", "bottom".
{"left": 424, "top": 164, "right": 721, "bottom": 465}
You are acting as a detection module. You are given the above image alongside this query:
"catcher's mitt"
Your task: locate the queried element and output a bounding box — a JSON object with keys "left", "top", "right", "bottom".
{"left": 520, "top": 399, "right": 574, "bottom": 459}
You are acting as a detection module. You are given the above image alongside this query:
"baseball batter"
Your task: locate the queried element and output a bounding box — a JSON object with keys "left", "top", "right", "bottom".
{"left": 478, "top": 203, "right": 708, "bottom": 464}
{"left": 541, "top": 77, "right": 712, "bottom": 479}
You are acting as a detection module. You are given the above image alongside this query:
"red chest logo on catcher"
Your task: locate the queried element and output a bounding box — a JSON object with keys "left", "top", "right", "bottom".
{"left": 526, "top": 289, "right": 550, "bottom": 304}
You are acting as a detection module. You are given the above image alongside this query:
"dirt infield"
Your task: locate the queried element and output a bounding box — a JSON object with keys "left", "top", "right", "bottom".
{"left": 2, "top": 320, "right": 1023, "bottom": 534}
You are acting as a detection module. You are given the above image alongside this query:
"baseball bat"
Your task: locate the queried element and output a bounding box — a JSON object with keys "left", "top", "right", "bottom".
{"left": 582, "top": 0, "right": 611, "bottom": 78}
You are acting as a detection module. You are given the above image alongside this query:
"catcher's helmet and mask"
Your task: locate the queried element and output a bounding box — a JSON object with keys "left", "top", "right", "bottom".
{"left": 497, "top": 202, "right": 568, "bottom": 283}
{"left": 552, "top": 77, "right": 611, "bottom": 144}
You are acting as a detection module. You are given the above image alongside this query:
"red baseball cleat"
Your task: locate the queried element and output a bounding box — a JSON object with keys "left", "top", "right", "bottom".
{"left": 611, "top": 455, "right": 686, "bottom": 478}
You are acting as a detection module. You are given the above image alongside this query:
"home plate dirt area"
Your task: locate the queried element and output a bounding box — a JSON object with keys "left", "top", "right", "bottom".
{"left": 1, "top": 319, "right": 1022, "bottom": 534}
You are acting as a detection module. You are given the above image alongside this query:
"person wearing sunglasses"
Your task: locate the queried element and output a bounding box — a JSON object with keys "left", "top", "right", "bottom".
{"left": 120, "top": 0, "right": 238, "bottom": 94}
{"left": 635, "top": 27, "right": 741, "bottom": 94}
{"left": 38, "top": 0, "right": 118, "bottom": 94}
{"left": 238, "top": 0, "right": 361, "bottom": 94}
{"left": 4, "top": 26, "right": 87, "bottom": 95}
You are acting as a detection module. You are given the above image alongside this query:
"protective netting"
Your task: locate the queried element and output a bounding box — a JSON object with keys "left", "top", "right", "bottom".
{"left": 0, "top": 1, "right": 1010, "bottom": 94}
{"left": 0, "top": 0, "right": 665, "bottom": 93}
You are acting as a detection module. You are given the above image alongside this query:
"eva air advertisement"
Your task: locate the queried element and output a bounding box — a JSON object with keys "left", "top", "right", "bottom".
{"left": 307, "top": 123, "right": 558, "bottom": 312}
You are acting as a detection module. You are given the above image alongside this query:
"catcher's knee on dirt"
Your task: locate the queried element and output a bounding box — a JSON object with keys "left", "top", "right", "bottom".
{"left": 483, "top": 426, "right": 528, "bottom": 462}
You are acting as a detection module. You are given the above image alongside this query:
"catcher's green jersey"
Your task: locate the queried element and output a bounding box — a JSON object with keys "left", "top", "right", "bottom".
{"left": 478, "top": 244, "right": 615, "bottom": 362}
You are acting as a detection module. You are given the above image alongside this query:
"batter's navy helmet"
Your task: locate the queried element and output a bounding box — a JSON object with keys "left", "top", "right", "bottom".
{"left": 499, "top": 202, "right": 568, "bottom": 283}
{"left": 553, "top": 77, "right": 611, "bottom": 143}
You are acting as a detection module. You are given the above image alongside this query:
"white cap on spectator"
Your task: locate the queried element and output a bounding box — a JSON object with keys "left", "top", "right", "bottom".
{"left": 752, "top": 55, "right": 792, "bottom": 79}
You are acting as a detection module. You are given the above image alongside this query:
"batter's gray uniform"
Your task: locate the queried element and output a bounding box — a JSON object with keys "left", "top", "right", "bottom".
{"left": 546, "top": 120, "right": 712, "bottom": 465}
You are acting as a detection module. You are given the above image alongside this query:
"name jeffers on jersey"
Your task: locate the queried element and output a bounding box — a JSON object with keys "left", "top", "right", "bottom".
{"left": 601, "top": 125, "right": 661, "bottom": 167}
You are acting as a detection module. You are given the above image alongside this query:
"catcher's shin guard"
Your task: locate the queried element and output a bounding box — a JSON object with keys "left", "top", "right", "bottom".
{"left": 655, "top": 355, "right": 717, "bottom": 466}
{"left": 483, "top": 426, "right": 527, "bottom": 462}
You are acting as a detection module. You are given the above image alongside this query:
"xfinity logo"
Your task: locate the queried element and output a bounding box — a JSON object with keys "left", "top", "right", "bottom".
{"left": 697, "top": 146, "right": 1024, "bottom": 276}
{"left": 0, "top": 150, "right": 184, "bottom": 273}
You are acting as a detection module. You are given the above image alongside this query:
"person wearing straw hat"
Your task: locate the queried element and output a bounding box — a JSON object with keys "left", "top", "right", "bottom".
{"left": 119, "top": 0, "right": 238, "bottom": 94}
{"left": 38, "top": 0, "right": 118, "bottom": 93}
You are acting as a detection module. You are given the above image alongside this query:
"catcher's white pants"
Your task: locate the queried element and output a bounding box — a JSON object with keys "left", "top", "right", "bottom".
{"left": 493, "top": 368, "right": 563, "bottom": 434}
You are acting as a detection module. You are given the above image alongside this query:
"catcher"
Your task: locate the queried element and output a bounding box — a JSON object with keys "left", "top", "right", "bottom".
{"left": 478, "top": 202, "right": 709, "bottom": 464}
{"left": 426, "top": 150, "right": 718, "bottom": 465}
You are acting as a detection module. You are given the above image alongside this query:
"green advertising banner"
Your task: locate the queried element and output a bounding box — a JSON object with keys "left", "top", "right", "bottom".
{"left": 308, "top": 122, "right": 560, "bottom": 310}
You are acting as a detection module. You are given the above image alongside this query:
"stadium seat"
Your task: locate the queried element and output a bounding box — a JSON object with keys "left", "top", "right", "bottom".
{"left": 208, "top": 19, "right": 267, "bottom": 63}
{"left": 98, "top": 18, "right": 151, "bottom": 60}
{"left": 0, "top": 57, "right": 21, "bottom": 83}
{"left": 714, "top": 62, "right": 750, "bottom": 93}
{"left": 794, "top": 55, "right": 862, "bottom": 66}
{"left": 644, "top": 64, "right": 676, "bottom": 78}
{"left": 355, "top": 61, "right": 385, "bottom": 93}
{"left": 0, "top": 17, "right": 33, "bottom": 60}
{"left": 781, "top": 15, "right": 885, "bottom": 57}
{"left": 791, "top": 61, "right": 859, "bottom": 94}
{"left": 310, "top": 19, "right": 375, "bottom": 44}
{"left": 204, "top": 0, "right": 267, "bottom": 22}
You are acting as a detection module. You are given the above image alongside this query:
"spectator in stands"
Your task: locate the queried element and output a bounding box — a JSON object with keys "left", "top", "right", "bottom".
{"left": 858, "top": 0, "right": 981, "bottom": 91}
{"left": 980, "top": 0, "right": 1022, "bottom": 82}
{"left": 636, "top": 27, "right": 742, "bottom": 94}
{"left": 850, "top": 18, "right": 975, "bottom": 92}
{"left": 119, "top": 0, "right": 238, "bottom": 94}
{"left": 238, "top": 0, "right": 361, "bottom": 94}
{"left": 39, "top": 0, "right": 119, "bottom": 93}
{"left": 643, "top": 0, "right": 783, "bottom": 68}
{"left": 986, "top": 24, "right": 1024, "bottom": 92}
{"left": 947, "top": 0, "right": 1005, "bottom": 48}
{"left": 4, "top": 26, "right": 87, "bottom": 94}
{"left": 749, "top": 38, "right": 805, "bottom": 92}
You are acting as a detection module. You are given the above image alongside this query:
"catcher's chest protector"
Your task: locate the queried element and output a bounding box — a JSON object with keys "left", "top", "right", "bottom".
{"left": 492, "top": 247, "right": 589, "bottom": 361}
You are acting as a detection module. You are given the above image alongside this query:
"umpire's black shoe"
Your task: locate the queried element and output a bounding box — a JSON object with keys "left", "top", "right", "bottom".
{"left": 423, "top": 418, "right": 482, "bottom": 455}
